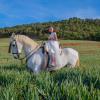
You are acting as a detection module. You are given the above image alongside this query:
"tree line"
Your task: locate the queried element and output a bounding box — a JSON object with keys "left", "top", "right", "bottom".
{"left": 0, "top": 17, "right": 100, "bottom": 41}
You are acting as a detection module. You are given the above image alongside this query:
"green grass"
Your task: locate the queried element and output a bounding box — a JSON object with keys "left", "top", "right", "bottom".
{"left": 0, "top": 38, "right": 100, "bottom": 100}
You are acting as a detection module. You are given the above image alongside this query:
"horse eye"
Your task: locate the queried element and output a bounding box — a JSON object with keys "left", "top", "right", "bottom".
{"left": 12, "top": 44, "right": 15, "bottom": 47}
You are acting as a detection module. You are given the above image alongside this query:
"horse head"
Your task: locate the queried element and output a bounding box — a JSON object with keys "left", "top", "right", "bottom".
{"left": 9, "top": 33, "right": 23, "bottom": 59}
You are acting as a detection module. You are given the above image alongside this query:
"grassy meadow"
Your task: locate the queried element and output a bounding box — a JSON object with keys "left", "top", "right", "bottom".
{"left": 0, "top": 38, "right": 100, "bottom": 100}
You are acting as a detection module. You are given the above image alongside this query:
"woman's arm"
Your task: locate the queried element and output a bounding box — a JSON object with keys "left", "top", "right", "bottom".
{"left": 48, "top": 34, "right": 51, "bottom": 40}
{"left": 54, "top": 32, "right": 58, "bottom": 41}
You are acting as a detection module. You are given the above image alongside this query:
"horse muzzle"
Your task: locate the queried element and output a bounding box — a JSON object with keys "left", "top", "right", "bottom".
{"left": 13, "top": 53, "right": 20, "bottom": 59}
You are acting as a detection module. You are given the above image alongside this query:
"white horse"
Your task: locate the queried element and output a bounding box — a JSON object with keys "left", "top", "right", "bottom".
{"left": 9, "top": 33, "right": 79, "bottom": 73}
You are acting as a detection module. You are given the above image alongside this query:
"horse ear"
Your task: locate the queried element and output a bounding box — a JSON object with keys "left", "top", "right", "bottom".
{"left": 10, "top": 32, "right": 16, "bottom": 42}
{"left": 11, "top": 32, "right": 15, "bottom": 38}
{"left": 10, "top": 32, "right": 16, "bottom": 39}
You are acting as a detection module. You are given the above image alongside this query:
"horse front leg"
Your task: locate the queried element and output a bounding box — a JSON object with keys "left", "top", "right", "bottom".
{"left": 33, "top": 64, "right": 41, "bottom": 74}
{"left": 27, "top": 62, "right": 41, "bottom": 74}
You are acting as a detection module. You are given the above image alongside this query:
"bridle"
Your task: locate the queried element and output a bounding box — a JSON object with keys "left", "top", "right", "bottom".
{"left": 8, "top": 39, "right": 41, "bottom": 61}
{"left": 8, "top": 39, "right": 20, "bottom": 57}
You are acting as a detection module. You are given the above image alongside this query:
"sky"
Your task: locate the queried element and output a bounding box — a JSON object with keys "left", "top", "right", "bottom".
{"left": 0, "top": 0, "right": 100, "bottom": 28}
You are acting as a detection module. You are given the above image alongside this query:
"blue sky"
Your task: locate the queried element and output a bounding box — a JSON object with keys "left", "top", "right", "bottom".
{"left": 0, "top": 0, "right": 100, "bottom": 27}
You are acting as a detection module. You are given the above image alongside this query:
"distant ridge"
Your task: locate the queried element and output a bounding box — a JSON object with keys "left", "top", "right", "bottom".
{"left": 0, "top": 17, "right": 100, "bottom": 40}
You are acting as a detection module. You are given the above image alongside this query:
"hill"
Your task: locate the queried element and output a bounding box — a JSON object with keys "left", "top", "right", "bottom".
{"left": 0, "top": 17, "right": 100, "bottom": 40}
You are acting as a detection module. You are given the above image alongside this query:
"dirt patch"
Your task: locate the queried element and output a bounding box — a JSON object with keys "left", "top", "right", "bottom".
{"left": 62, "top": 43, "right": 80, "bottom": 46}
{"left": 61, "top": 42, "right": 100, "bottom": 47}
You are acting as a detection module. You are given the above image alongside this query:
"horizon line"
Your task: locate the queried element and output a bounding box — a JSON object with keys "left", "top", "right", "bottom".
{"left": 0, "top": 17, "right": 100, "bottom": 29}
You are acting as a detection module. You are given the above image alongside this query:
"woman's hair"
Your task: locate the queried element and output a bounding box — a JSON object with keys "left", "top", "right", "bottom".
{"left": 49, "top": 26, "right": 53, "bottom": 30}
{"left": 48, "top": 26, "right": 57, "bottom": 32}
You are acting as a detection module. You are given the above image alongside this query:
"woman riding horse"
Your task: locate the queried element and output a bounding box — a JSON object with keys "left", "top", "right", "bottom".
{"left": 46, "top": 26, "right": 60, "bottom": 67}
{"left": 9, "top": 33, "right": 79, "bottom": 73}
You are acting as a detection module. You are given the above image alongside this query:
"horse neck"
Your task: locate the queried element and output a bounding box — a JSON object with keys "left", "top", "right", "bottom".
{"left": 22, "top": 38, "right": 38, "bottom": 56}
{"left": 23, "top": 44, "right": 37, "bottom": 55}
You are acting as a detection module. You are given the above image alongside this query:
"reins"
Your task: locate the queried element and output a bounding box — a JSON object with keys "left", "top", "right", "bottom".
{"left": 19, "top": 45, "right": 41, "bottom": 61}
{"left": 8, "top": 39, "right": 44, "bottom": 62}
{"left": 25, "top": 42, "right": 45, "bottom": 62}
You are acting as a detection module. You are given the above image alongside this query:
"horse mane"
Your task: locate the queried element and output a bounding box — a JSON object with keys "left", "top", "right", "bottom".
{"left": 15, "top": 35, "right": 38, "bottom": 47}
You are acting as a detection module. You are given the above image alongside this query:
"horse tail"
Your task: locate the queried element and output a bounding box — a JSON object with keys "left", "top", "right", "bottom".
{"left": 76, "top": 56, "right": 80, "bottom": 67}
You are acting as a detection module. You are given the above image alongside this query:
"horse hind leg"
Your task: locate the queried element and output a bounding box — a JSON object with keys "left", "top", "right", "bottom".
{"left": 68, "top": 57, "right": 80, "bottom": 68}
{"left": 75, "top": 57, "right": 80, "bottom": 67}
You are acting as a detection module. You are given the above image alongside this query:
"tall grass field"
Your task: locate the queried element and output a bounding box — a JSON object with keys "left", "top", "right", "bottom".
{"left": 0, "top": 38, "right": 100, "bottom": 100}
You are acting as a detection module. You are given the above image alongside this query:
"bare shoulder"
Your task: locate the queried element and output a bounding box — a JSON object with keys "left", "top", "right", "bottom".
{"left": 53, "top": 32, "right": 56, "bottom": 34}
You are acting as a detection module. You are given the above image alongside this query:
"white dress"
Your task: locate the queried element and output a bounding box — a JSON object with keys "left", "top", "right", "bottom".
{"left": 49, "top": 32, "right": 56, "bottom": 40}
{"left": 45, "top": 32, "right": 61, "bottom": 66}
